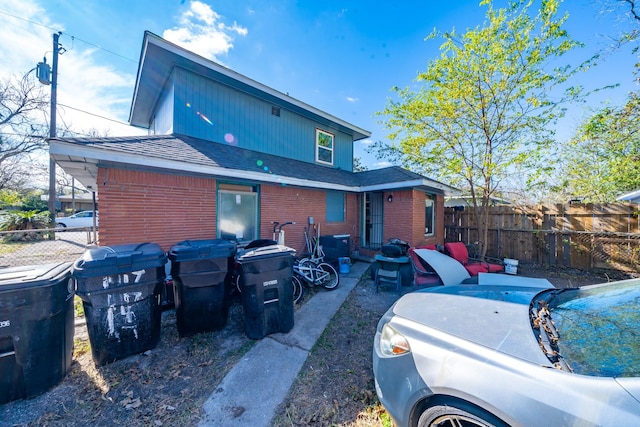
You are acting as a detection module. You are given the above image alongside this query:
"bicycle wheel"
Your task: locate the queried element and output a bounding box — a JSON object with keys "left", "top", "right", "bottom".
{"left": 291, "top": 275, "right": 303, "bottom": 304}
{"left": 297, "top": 258, "right": 316, "bottom": 288}
{"left": 317, "top": 262, "right": 340, "bottom": 290}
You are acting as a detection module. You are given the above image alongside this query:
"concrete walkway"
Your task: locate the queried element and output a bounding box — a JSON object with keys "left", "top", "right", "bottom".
{"left": 199, "top": 261, "right": 369, "bottom": 426}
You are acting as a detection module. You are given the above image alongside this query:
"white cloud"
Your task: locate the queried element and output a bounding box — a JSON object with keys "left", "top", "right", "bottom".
{"left": 346, "top": 96, "right": 358, "bottom": 103}
{"left": 0, "top": 0, "right": 143, "bottom": 137}
{"left": 163, "top": 1, "right": 247, "bottom": 62}
{"left": 374, "top": 161, "right": 392, "bottom": 169}
{"left": 359, "top": 138, "right": 373, "bottom": 146}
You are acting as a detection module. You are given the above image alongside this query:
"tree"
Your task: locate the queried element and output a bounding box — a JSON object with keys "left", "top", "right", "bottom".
{"left": 558, "top": 91, "right": 640, "bottom": 201}
{"left": 0, "top": 73, "right": 49, "bottom": 190}
{"left": 375, "top": 0, "right": 586, "bottom": 256}
{"left": 353, "top": 156, "right": 368, "bottom": 172}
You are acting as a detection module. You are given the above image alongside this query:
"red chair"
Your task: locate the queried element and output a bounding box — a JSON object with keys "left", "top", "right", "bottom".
{"left": 407, "top": 247, "right": 441, "bottom": 287}
{"left": 443, "top": 242, "right": 504, "bottom": 276}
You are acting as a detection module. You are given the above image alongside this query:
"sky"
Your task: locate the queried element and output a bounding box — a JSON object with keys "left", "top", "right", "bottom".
{"left": 0, "top": 0, "right": 638, "bottom": 172}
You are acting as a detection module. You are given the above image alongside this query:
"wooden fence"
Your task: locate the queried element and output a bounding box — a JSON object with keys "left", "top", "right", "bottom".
{"left": 444, "top": 203, "right": 640, "bottom": 272}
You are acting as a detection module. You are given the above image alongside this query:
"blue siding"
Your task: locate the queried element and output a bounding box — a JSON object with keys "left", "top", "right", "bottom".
{"left": 152, "top": 79, "right": 174, "bottom": 135}
{"left": 171, "top": 68, "right": 353, "bottom": 171}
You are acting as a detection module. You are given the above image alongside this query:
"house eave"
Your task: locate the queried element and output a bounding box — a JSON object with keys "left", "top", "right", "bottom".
{"left": 51, "top": 140, "right": 357, "bottom": 192}
{"left": 129, "top": 32, "right": 371, "bottom": 141}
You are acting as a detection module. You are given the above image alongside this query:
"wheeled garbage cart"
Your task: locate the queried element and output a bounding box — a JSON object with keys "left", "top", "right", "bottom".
{"left": 168, "top": 239, "right": 236, "bottom": 337}
{"left": 72, "top": 243, "right": 166, "bottom": 366}
{"left": 0, "top": 262, "right": 74, "bottom": 404}
{"left": 236, "top": 245, "right": 295, "bottom": 339}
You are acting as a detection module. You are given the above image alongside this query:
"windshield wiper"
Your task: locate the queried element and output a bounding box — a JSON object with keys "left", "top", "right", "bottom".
{"left": 531, "top": 298, "right": 573, "bottom": 372}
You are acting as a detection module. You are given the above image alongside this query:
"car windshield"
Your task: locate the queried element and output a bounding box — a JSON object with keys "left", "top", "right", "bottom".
{"left": 548, "top": 279, "right": 640, "bottom": 377}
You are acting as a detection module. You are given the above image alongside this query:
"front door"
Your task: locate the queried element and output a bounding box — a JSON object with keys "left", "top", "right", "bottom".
{"left": 362, "top": 192, "right": 384, "bottom": 250}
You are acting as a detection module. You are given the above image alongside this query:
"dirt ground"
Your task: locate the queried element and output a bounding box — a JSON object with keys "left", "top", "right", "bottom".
{"left": 0, "top": 262, "right": 631, "bottom": 427}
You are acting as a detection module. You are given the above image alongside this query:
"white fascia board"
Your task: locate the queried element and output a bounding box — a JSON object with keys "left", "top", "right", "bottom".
{"left": 50, "top": 142, "right": 355, "bottom": 192}
{"left": 360, "top": 179, "right": 456, "bottom": 195}
{"left": 146, "top": 34, "right": 370, "bottom": 140}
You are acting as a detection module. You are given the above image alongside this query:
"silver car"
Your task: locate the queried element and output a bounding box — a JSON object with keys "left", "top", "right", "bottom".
{"left": 373, "top": 249, "right": 640, "bottom": 426}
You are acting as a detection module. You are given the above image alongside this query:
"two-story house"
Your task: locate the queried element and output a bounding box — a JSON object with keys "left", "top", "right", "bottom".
{"left": 50, "top": 31, "right": 454, "bottom": 258}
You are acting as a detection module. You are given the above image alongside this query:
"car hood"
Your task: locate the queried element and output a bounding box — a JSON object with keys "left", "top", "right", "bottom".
{"left": 391, "top": 285, "right": 552, "bottom": 366}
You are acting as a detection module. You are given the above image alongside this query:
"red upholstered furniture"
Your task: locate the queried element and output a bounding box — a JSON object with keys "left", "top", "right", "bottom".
{"left": 443, "top": 242, "right": 504, "bottom": 276}
{"left": 407, "top": 247, "right": 441, "bottom": 287}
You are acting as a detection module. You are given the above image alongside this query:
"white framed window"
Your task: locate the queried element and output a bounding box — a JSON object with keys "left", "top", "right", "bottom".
{"left": 425, "top": 198, "right": 435, "bottom": 236}
{"left": 315, "top": 129, "right": 334, "bottom": 165}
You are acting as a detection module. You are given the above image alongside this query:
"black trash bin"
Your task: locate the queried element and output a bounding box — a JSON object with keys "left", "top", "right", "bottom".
{"left": 0, "top": 262, "right": 74, "bottom": 404}
{"left": 236, "top": 245, "right": 295, "bottom": 339}
{"left": 168, "top": 239, "right": 236, "bottom": 337}
{"left": 72, "top": 243, "right": 166, "bottom": 366}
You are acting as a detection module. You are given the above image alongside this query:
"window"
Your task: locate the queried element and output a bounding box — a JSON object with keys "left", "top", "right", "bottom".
{"left": 326, "top": 191, "right": 345, "bottom": 222}
{"left": 217, "top": 186, "right": 258, "bottom": 243}
{"left": 316, "top": 129, "right": 334, "bottom": 165}
{"left": 425, "top": 198, "right": 434, "bottom": 236}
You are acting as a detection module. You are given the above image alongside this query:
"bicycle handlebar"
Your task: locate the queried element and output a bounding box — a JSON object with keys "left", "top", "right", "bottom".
{"left": 272, "top": 221, "right": 296, "bottom": 233}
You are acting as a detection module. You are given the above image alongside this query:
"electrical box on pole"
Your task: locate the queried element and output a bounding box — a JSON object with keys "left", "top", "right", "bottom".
{"left": 36, "top": 58, "right": 51, "bottom": 85}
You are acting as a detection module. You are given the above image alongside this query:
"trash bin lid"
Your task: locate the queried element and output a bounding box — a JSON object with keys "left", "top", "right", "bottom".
{"left": 0, "top": 262, "right": 72, "bottom": 292}
{"left": 236, "top": 244, "right": 296, "bottom": 262}
{"left": 73, "top": 242, "right": 167, "bottom": 277}
{"left": 168, "top": 239, "right": 236, "bottom": 262}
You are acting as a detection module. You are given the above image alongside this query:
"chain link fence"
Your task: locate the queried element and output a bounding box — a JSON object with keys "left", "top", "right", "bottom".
{"left": 0, "top": 228, "right": 97, "bottom": 268}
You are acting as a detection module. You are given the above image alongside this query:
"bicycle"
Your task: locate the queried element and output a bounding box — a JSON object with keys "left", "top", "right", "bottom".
{"left": 293, "top": 223, "right": 340, "bottom": 290}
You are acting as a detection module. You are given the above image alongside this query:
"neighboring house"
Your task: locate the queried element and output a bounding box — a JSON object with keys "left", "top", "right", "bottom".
{"left": 445, "top": 195, "right": 511, "bottom": 208}
{"left": 50, "top": 31, "right": 456, "bottom": 258}
{"left": 617, "top": 189, "right": 640, "bottom": 204}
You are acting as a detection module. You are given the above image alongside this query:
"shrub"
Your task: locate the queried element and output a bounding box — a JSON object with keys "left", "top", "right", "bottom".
{"left": 0, "top": 210, "right": 53, "bottom": 242}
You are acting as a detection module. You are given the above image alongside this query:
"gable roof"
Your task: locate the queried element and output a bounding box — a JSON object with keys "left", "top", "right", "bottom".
{"left": 130, "top": 31, "right": 370, "bottom": 141}
{"left": 49, "top": 134, "right": 455, "bottom": 195}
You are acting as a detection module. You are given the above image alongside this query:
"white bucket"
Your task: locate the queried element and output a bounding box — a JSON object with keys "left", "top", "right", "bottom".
{"left": 504, "top": 258, "right": 519, "bottom": 275}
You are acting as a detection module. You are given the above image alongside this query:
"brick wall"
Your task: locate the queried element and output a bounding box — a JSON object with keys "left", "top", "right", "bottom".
{"left": 97, "top": 168, "right": 217, "bottom": 250}
{"left": 259, "top": 185, "right": 360, "bottom": 254}
{"left": 381, "top": 189, "right": 444, "bottom": 248}
{"left": 96, "top": 167, "right": 441, "bottom": 255}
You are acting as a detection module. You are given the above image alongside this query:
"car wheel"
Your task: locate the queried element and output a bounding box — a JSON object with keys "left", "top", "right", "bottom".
{"left": 418, "top": 403, "right": 505, "bottom": 427}
{"left": 56, "top": 223, "right": 66, "bottom": 229}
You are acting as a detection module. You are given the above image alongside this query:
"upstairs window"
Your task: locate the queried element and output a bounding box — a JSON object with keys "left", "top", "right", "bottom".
{"left": 316, "top": 129, "right": 334, "bottom": 165}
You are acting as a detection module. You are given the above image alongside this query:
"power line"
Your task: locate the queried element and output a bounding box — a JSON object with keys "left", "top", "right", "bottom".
{"left": 58, "top": 103, "right": 130, "bottom": 127}
{"left": 0, "top": 8, "right": 137, "bottom": 63}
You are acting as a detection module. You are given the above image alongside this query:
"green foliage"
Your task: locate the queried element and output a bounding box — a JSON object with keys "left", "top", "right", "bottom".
{"left": 557, "top": 91, "right": 640, "bottom": 201}
{"left": 375, "top": 0, "right": 585, "bottom": 207}
{"left": 353, "top": 156, "right": 368, "bottom": 172}
{"left": 0, "top": 189, "right": 22, "bottom": 209}
{"left": 0, "top": 189, "right": 48, "bottom": 211}
{"left": 20, "top": 192, "right": 48, "bottom": 212}
{"left": 0, "top": 210, "right": 52, "bottom": 242}
{"left": 374, "top": 0, "right": 588, "bottom": 254}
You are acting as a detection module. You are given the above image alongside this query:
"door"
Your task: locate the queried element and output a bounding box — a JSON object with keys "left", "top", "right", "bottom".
{"left": 217, "top": 189, "right": 258, "bottom": 244}
{"left": 362, "top": 192, "right": 384, "bottom": 250}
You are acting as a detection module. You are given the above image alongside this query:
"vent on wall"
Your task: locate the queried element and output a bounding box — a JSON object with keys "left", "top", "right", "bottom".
{"left": 271, "top": 106, "right": 280, "bottom": 117}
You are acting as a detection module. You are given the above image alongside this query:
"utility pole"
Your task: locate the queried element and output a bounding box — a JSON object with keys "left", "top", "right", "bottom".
{"left": 48, "top": 32, "right": 61, "bottom": 223}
